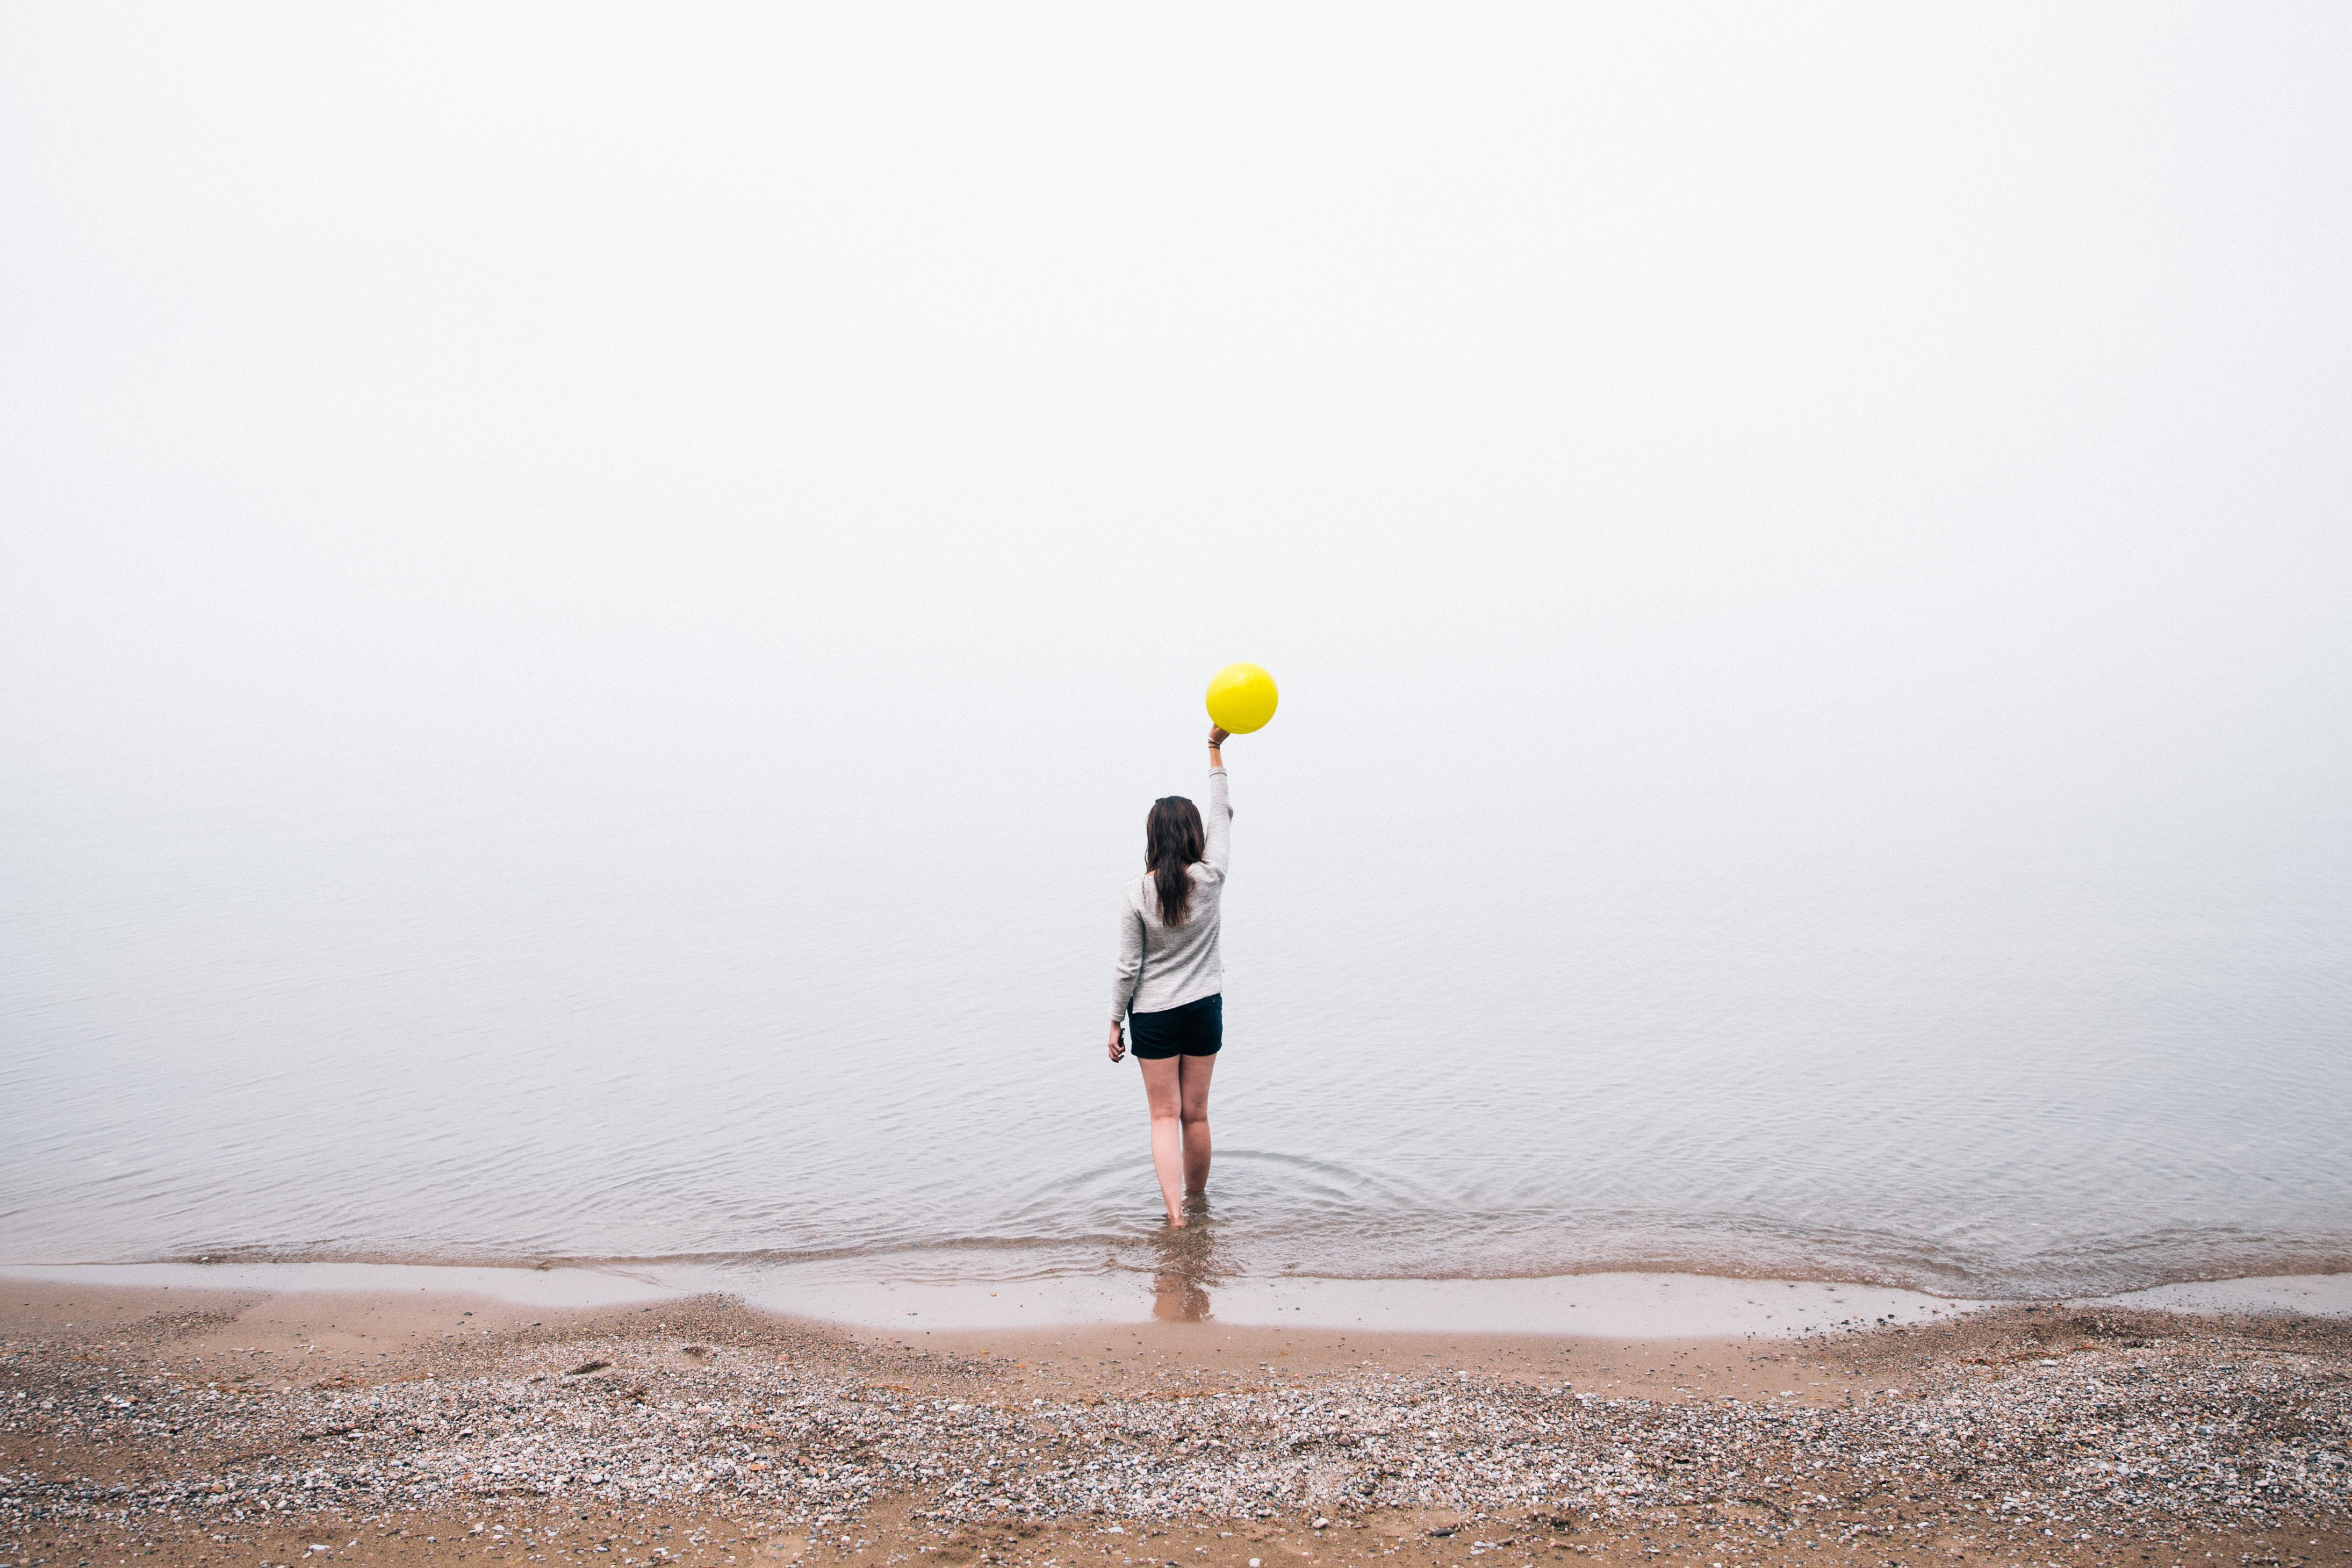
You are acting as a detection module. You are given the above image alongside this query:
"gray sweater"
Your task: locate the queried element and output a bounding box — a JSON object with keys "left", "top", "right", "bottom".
{"left": 1109, "top": 766, "right": 1232, "bottom": 1020}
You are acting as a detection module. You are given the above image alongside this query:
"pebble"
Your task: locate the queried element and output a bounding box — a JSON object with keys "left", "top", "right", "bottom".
{"left": 3, "top": 1304, "right": 2346, "bottom": 1545}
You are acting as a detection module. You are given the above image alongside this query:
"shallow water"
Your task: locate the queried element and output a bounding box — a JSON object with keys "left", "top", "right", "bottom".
{"left": 5, "top": 754, "right": 2348, "bottom": 1300}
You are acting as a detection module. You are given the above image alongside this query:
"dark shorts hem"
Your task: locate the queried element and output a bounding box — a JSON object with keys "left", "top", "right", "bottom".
{"left": 1127, "top": 992, "right": 1222, "bottom": 1060}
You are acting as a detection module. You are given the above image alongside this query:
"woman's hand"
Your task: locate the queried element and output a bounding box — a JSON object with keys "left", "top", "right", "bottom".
{"left": 1208, "top": 726, "right": 1230, "bottom": 748}
{"left": 1107, "top": 1019, "right": 1127, "bottom": 1063}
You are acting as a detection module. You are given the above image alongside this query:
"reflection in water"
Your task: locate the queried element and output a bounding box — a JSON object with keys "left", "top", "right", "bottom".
{"left": 1149, "top": 1197, "right": 1224, "bottom": 1321}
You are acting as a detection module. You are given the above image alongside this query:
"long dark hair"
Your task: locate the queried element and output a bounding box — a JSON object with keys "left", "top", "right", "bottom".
{"left": 1145, "top": 796, "right": 1207, "bottom": 926}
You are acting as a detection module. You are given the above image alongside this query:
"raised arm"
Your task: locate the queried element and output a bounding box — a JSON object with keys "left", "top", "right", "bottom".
{"left": 1202, "top": 726, "right": 1232, "bottom": 873}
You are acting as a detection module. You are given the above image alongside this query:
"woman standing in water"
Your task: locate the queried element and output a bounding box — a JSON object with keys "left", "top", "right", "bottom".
{"left": 1107, "top": 725, "right": 1234, "bottom": 1228}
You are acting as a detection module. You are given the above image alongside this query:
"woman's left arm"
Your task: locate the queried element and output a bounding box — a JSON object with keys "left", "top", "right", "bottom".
{"left": 1108, "top": 897, "right": 1143, "bottom": 1061}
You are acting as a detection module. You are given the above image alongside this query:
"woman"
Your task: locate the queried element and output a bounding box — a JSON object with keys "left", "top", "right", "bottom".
{"left": 1107, "top": 724, "right": 1235, "bottom": 1228}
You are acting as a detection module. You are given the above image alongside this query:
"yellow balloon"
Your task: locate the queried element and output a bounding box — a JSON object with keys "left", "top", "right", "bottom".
{"left": 1205, "top": 661, "right": 1279, "bottom": 733}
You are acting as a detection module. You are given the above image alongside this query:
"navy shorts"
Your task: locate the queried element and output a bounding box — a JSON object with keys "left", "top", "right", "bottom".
{"left": 1127, "top": 992, "right": 1222, "bottom": 1060}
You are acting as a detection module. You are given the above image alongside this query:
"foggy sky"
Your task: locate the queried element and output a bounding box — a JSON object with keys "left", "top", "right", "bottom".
{"left": 5, "top": 4, "right": 2349, "bottom": 863}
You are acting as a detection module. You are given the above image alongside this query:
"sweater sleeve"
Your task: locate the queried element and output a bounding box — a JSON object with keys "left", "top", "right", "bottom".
{"left": 1110, "top": 894, "right": 1145, "bottom": 1022}
{"left": 1202, "top": 766, "right": 1232, "bottom": 874}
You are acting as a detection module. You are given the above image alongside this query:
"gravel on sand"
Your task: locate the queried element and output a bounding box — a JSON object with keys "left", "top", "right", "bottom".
{"left": 4, "top": 1290, "right": 2349, "bottom": 1566}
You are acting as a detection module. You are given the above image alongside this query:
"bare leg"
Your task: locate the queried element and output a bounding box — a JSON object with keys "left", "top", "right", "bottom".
{"left": 1139, "top": 1057, "right": 1188, "bottom": 1226}
{"left": 1178, "top": 1052, "right": 1216, "bottom": 1195}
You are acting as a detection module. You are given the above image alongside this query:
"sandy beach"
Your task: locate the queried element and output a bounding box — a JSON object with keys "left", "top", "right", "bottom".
{"left": 4, "top": 1278, "right": 2348, "bottom": 1568}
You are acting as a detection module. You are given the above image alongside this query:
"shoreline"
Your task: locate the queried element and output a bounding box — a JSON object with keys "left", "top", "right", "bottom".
{"left": 4, "top": 1260, "right": 2348, "bottom": 1339}
{"left": 4, "top": 1275, "right": 2349, "bottom": 1567}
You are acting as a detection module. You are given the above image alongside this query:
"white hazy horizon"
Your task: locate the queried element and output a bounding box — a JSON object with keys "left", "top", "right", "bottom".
{"left": 5, "top": 6, "right": 2350, "bottom": 1294}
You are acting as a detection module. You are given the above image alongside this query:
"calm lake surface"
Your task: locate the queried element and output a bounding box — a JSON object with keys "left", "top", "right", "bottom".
{"left": 6, "top": 744, "right": 2348, "bottom": 1301}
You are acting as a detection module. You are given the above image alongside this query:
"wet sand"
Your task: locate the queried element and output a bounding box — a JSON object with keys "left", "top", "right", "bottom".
{"left": 4, "top": 1279, "right": 2349, "bottom": 1567}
